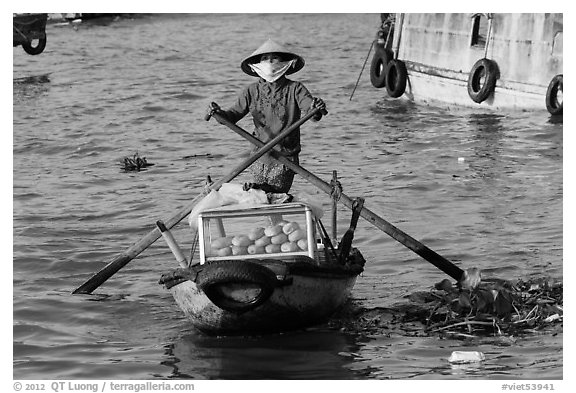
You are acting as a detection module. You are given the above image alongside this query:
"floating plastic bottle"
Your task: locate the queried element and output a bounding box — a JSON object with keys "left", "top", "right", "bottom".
{"left": 448, "top": 351, "right": 485, "bottom": 364}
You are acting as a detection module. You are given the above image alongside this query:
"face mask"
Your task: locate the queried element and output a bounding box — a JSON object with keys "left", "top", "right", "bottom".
{"left": 249, "top": 59, "right": 295, "bottom": 83}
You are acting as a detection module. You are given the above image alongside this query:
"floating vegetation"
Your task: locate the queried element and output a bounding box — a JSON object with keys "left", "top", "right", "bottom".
{"left": 183, "top": 153, "right": 213, "bottom": 159}
{"left": 120, "top": 152, "right": 154, "bottom": 172}
{"left": 329, "top": 276, "right": 562, "bottom": 341}
{"left": 13, "top": 74, "right": 51, "bottom": 85}
{"left": 423, "top": 276, "right": 563, "bottom": 338}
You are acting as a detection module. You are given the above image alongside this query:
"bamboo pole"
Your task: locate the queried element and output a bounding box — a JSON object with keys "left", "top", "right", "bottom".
{"left": 331, "top": 170, "right": 338, "bottom": 244}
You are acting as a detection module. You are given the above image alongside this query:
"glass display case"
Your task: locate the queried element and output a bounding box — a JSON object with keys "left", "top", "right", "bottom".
{"left": 197, "top": 203, "right": 318, "bottom": 263}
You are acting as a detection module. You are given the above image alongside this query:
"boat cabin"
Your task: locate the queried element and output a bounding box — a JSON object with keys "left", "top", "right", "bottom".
{"left": 197, "top": 202, "right": 322, "bottom": 264}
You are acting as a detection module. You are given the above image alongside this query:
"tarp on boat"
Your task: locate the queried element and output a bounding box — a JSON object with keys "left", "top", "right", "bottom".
{"left": 188, "top": 183, "right": 323, "bottom": 230}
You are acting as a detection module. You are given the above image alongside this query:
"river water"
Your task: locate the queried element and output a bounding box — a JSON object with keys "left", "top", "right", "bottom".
{"left": 11, "top": 14, "right": 563, "bottom": 384}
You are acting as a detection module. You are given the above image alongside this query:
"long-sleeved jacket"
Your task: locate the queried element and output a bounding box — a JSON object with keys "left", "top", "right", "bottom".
{"left": 220, "top": 77, "right": 316, "bottom": 157}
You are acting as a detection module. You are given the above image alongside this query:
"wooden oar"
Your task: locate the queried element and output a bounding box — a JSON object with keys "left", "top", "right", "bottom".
{"left": 72, "top": 107, "right": 323, "bottom": 294}
{"left": 211, "top": 112, "right": 465, "bottom": 282}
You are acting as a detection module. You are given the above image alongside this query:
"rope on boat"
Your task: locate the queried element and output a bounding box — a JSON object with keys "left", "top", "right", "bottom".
{"left": 13, "top": 26, "right": 29, "bottom": 41}
{"left": 189, "top": 230, "right": 199, "bottom": 267}
{"left": 484, "top": 14, "right": 494, "bottom": 59}
{"left": 329, "top": 177, "right": 342, "bottom": 202}
{"left": 317, "top": 219, "right": 339, "bottom": 262}
{"left": 349, "top": 40, "right": 376, "bottom": 101}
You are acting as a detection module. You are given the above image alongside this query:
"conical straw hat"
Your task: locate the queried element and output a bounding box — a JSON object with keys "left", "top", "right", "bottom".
{"left": 241, "top": 39, "right": 305, "bottom": 77}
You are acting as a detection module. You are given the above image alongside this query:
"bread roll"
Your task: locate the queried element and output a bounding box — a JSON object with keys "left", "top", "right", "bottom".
{"left": 288, "top": 229, "right": 306, "bottom": 242}
{"left": 211, "top": 236, "right": 233, "bottom": 249}
{"left": 216, "top": 246, "right": 232, "bottom": 257}
{"left": 264, "top": 224, "right": 283, "bottom": 237}
{"left": 232, "top": 235, "right": 251, "bottom": 247}
{"left": 265, "top": 244, "right": 281, "bottom": 254}
{"left": 255, "top": 235, "right": 271, "bottom": 247}
{"left": 281, "top": 242, "right": 300, "bottom": 252}
{"left": 232, "top": 245, "right": 248, "bottom": 256}
{"left": 247, "top": 244, "right": 265, "bottom": 255}
{"left": 248, "top": 227, "right": 265, "bottom": 241}
{"left": 271, "top": 233, "right": 288, "bottom": 245}
{"left": 282, "top": 221, "right": 300, "bottom": 235}
{"left": 297, "top": 238, "right": 308, "bottom": 251}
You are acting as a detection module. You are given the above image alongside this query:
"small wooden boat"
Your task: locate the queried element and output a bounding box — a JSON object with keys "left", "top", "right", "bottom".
{"left": 159, "top": 200, "right": 365, "bottom": 335}
{"left": 72, "top": 106, "right": 469, "bottom": 339}
{"left": 13, "top": 13, "right": 48, "bottom": 55}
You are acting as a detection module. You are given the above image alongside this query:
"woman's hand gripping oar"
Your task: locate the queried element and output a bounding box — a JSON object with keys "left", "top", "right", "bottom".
{"left": 72, "top": 105, "right": 324, "bottom": 295}
{"left": 210, "top": 111, "right": 465, "bottom": 283}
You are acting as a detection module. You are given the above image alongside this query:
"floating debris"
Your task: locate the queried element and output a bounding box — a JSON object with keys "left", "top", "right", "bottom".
{"left": 328, "top": 275, "right": 562, "bottom": 341}
{"left": 425, "top": 276, "right": 563, "bottom": 338}
{"left": 120, "top": 152, "right": 154, "bottom": 172}
{"left": 448, "top": 351, "right": 485, "bottom": 364}
{"left": 183, "top": 153, "right": 213, "bottom": 159}
{"left": 13, "top": 74, "right": 51, "bottom": 85}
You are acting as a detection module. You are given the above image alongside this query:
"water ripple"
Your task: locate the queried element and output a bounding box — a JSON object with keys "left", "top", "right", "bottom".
{"left": 12, "top": 13, "right": 563, "bottom": 380}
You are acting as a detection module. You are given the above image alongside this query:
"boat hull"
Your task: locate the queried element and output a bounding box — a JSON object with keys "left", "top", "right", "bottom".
{"left": 163, "top": 257, "right": 362, "bottom": 335}
{"left": 377, "top": 13, "right": 563, "bottom": 113}
{"left": 403, "top": 64, "right": 547, "bottom": 111}
{"left": 13, "top": 14, "right": 47, "bottom": 45}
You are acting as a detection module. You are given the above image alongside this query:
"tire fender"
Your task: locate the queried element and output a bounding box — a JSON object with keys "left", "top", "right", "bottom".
{"left": 467, "top": 58, "right": 499, "bottom": 103}
{"left": 22, "top": 34, "right": 47, "bottom": 55}
{"left": 370, "top": 47, "right": 393, "bottom": 88}
{"left": 385, "top": 59, "right": 408, "bottom": 98}
{"left": 545, "top": 74, "right": 563, "bottom": 115}
{"left": 196, "top": 260, "right": 278, "bottom": 313}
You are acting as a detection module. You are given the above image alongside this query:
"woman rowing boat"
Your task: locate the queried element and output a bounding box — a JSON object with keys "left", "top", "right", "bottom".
{"left": 207, "top": 38, "right": 327, "bottom": 195}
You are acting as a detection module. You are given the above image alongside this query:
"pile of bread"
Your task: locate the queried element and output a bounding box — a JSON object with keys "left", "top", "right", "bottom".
{"left": 208, "top": 221, "right": 308, "bottom": 257}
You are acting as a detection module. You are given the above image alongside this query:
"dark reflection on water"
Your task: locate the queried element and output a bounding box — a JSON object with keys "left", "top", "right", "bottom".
{"left": 13, "top": 73, "right": 52, "bottom": 103}
{"left": 14, "top": 73, "right": 51, "bottom": 85}
{"left": 164, "top": 330, "right": 364, "bottom": 379}
{"left": 547, "top": 115, "right": 563, "bottom": 125}
{"left": 467, "top": 113, "right": 505, "bottom": 181}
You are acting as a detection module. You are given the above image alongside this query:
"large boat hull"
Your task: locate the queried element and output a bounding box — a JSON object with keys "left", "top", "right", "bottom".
{"left": 374, "top": 13, "right": 563, "bottom": 113}
{"left": 403, "top": 63, "right": 550, "bottom": 111}
{"left": 13, "top": 14, "right": 48, "bottom": 55}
